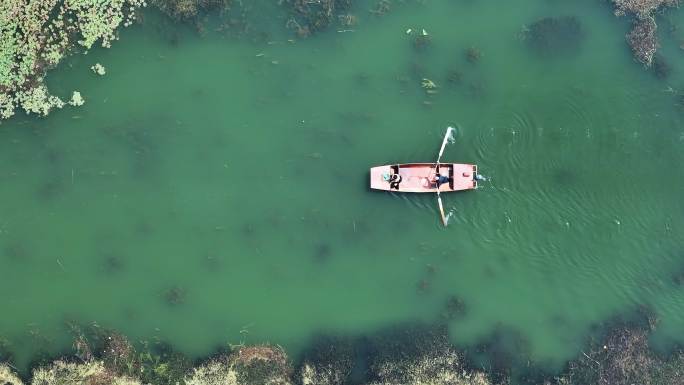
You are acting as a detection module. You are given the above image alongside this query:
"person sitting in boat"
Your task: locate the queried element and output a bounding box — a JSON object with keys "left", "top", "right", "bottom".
{"left": 433, "top": 173, "right": 450, "bottom": 187}
{"left": 389, "top": 173, "right": 402, "bottom": 189}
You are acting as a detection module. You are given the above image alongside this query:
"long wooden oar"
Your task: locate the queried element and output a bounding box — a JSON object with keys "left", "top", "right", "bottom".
{"left": 436, "top": 126, "right": 455, "bottom": 164}
{"left": 437, "top": 191, "right": 447, "bottom": 226}
{"left": 435, "top": 127, "right": 455, "bottom": 227}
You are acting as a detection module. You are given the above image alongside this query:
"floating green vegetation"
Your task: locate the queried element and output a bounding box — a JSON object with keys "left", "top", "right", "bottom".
{"left": 0, "top": 0, "right": 144, "bottom": 121}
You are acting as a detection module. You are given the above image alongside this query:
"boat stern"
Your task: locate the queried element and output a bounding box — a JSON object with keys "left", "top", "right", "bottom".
{"left": 451, "top": 164, "right": 478, "bottom": 191}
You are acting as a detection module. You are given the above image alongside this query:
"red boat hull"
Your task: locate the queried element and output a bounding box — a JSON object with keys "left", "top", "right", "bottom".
{"left": 370, "top": 163, "right": 477, "bottom": 193}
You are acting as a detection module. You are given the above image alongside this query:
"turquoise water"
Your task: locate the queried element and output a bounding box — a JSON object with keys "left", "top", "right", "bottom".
{"left": 1, "top": 0, "right": 684, "bottom": 374}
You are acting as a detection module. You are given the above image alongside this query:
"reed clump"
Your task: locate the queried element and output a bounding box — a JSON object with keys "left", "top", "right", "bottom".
{"left": 550, "top": 325, "right": 684, "bottom": 385}
{"left": 31, "top": 360, "right": 141, "bottom": 385}
{"left": 186, "top": 345, "right": 292, "bottom": 385}
{"left": 368, "top": 346, "right": 493, "bottom": 385}
{"left": 0, "top": 363, "right": 23, "bottom": 385}
{"left": 6, "top": 323, "right": 684, "bottom": 385}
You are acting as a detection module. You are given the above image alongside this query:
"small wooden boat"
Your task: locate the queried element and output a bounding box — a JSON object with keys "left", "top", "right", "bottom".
{"left": 370, "top": 127, "right": 478, "bottom": 226}
{"left": 370, "top": 163, "right": 478, "bottom": 192}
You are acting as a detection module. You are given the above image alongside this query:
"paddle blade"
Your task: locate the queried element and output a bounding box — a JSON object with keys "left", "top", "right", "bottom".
{"left": 437, "top": 193, "right": 447, "bottom": 227}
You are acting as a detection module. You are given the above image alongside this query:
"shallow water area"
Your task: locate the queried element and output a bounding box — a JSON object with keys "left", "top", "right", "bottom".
{"left": 1, "top": 0, "right": 684, "bottom": 378}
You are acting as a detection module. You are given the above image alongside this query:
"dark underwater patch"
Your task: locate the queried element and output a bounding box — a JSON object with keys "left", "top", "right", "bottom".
{"left": 523, "top": 16, "right": 583, "bottom": 57}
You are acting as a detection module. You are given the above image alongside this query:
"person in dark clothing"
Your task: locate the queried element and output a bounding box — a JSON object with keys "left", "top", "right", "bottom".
{"left": 433, "top": 173, "right": 450, "bottom": 187}
{"left": 389, "top": 173, "right": 402, "bottom": 189}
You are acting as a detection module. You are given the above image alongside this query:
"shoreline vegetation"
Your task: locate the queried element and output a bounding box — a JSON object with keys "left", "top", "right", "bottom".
{"left": 2, "top": 318, "right": 684, "bottom": 385}
{"left": 0, "top": 0, "right": 681, "bottom": 122}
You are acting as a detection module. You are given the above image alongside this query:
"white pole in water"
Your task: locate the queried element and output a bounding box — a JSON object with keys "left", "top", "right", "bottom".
{"left": 435, "top": 126, "right": 455, "bottom": 227}
{"left": 436, "top": 126, "right": 455, "bottom": 165}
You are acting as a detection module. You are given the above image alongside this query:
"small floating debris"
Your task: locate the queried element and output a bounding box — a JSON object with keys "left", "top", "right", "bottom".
{"left": 421, "top": 78, "right": 438, "bottom": 90}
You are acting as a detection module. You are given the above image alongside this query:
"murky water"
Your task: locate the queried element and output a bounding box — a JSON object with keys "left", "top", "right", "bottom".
{"left": 1, "top": 0, "right": 684, "bottom": 374}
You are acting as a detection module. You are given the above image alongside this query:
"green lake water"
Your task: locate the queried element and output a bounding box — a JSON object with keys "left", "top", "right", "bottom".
{"left": 2, "top": 0, "right": 684, "bottom": 376}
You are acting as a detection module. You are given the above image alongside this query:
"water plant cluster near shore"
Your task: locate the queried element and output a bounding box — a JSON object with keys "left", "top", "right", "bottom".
{"left": 2, "top": 318, "right": 684, "bottom": 385}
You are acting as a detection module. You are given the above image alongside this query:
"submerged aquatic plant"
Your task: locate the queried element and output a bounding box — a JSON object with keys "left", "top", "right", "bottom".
{"left": 442, "top": 295, "right": 467, "bottom": 320}
{"left": 282, "top": 0, "right": 354, "bottom": 35}
{"left": 314, "top": 243, "right": 332, "bottom": 262}
{"left": 522, "top": 16, "right": 583, "bottom": 57}
{"left": 370, "top": 0, "right": 391, "bottom": 16}
{"left": 446, "top": 69, "right": 463, "bottom": 85}
{"left": 163, "top": 285, "right": 187, "bottom": 306}
{"left": 466, "top": 46, "right": 482, "bottom": 63}
{"left": 410, "top": 29, "right": 431, "bottom": 51}
{"left": 652, "top": 54, "right": 671, "bottom": 78}
{"left": 627, "top": 16, "right": 658, "bottom": 66}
